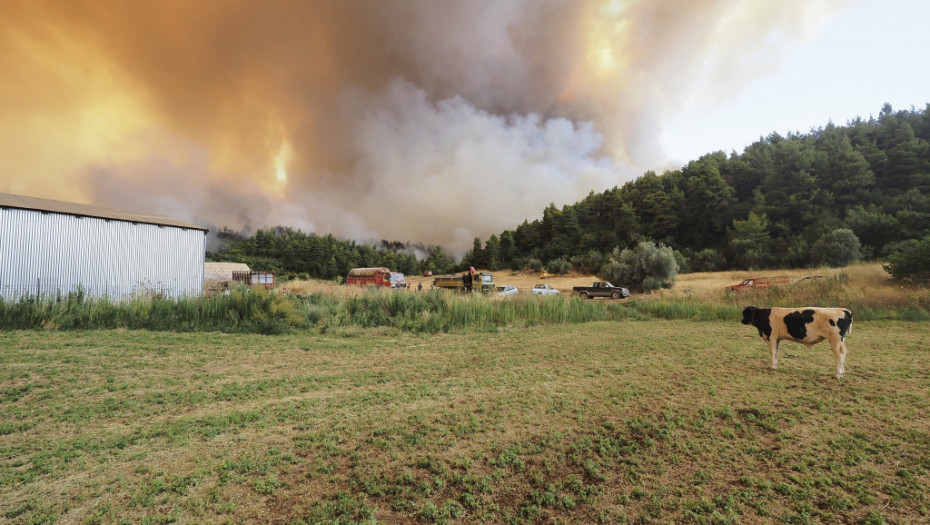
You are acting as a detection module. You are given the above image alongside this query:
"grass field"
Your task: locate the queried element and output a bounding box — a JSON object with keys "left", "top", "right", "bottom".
{"left": 2, "top": 319, "right": 928, "bottom": 524}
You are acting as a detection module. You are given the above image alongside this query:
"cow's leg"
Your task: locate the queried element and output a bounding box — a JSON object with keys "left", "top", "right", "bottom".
{"left": 831, "top": 336, "right": 847, "bottom": 379}
{"left": 768, "top": 338, "right": 779, "bottom": 370}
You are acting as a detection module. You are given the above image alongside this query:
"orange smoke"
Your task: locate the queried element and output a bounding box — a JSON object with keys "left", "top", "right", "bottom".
{"left": 0, "top": 0, "right": 851, "bottom": 254}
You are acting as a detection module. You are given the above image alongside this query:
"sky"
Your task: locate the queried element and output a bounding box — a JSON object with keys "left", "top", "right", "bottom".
{"left": 659, "top": 0, "right": 930, "bottom": 165}
{"left": 1, "top": 0, "right": 928, "bottom": 257}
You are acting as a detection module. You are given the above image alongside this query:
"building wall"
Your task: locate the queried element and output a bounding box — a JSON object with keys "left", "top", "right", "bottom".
{"left": 0, "top": 207, "right": 205, "bottom": 300}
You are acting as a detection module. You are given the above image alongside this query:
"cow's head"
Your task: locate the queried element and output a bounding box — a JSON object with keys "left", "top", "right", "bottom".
{"left": 741, "top": 306, "right": 758, "bottom": 325}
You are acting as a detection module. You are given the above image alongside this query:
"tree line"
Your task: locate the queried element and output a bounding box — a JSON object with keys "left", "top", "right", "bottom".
{"left": 206, "top": 227, "right": 442, "bottom": 281}
{"left": 464, "top": 103, "right": 930, "bottom": 275}
{"left": 208, "top": 103, "right": 930, "bottom": 282}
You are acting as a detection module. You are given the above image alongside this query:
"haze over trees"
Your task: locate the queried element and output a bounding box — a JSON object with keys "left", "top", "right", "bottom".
{"left": 209, "top": 104, "right": 930, "bottom": 282}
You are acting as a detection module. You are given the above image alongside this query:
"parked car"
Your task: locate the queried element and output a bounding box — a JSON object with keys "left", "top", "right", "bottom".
{"left": 572, "top": 281, "right": 630, "bottom": 299}
{"left": 388, "top": 272, "right": 407, "bottom": 289}
{"left": 531, "top": 283, "right": 561, "bottom": 295}
{"left": 497, "top": 285, "right": 519, "bottom": 296}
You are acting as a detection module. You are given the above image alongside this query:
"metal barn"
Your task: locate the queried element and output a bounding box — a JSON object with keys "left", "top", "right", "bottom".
{"left": 0, "top": 193, "right": 207, "bottom": 300}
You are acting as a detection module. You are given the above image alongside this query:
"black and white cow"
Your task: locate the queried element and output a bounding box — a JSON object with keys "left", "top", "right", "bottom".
{"left": 741, "top": 306, "right": 853, "bottom": 378}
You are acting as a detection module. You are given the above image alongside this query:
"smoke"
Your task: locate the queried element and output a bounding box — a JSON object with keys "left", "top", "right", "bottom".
{"left": 0, "top": 0, "right": 850, "bottom": 257}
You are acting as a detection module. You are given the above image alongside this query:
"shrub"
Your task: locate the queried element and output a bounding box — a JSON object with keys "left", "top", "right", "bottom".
{"left": 601, "top": 241, "right": 679, "bottom": 291}
{"left": 546, "top": 257, "right": 571, "bottom": 275}
{"left": 689, "top": 248, "right": 725, "bottom": 273}
{"left": 526, "top": 258, "right": 544, "bottom": 273}
{"left": 570, "top": 250, "right": 604, "bottom": 274}
{"left": 812, "top": 228, "right": 862, "bottom": 268}
{"left": 883, "top": 234, "right": 930, "bottom": 285}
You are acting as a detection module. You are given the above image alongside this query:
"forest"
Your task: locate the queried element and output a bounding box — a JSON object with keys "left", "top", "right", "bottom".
{"left": 207, "top": 103, "right": 930, "bottom": 280}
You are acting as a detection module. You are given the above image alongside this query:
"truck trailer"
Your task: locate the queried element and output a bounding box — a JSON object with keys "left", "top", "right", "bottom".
{"left": 432, "top": 271, "right": 495, "bottom": 293}
{"left": 346, "top": 267, "right": 406, "bottom": 288}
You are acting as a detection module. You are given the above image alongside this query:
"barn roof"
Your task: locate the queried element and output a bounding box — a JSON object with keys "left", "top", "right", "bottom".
{"left": 0, "top": 192, "right": 208, "bottom": 232}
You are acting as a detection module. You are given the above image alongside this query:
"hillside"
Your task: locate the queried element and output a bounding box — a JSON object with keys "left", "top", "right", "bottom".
{"left": 211, "top": 105, "right": 930, "bottom": 283}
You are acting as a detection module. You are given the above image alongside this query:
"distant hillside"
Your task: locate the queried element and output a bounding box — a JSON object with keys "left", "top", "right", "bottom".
{"left": 462, "top": 103, "right": 930, "bottom": 274}
{"left": 209, "top": 103, "right": 930, "bottom": 279}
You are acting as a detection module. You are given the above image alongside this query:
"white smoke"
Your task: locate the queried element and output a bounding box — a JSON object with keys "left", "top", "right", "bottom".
{"left": 333, "top": 79, "right": 628, "bottom": 254}
{"left": 0, "top": 0, "right": 854, "bottom": 258}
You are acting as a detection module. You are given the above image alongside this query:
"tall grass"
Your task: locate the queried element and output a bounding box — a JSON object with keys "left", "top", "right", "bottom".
{"left": 2, "top": 275, "right": 927, "bottom": 334}
{"left": 716, "top": 272, "right": 930, "bottom": 321}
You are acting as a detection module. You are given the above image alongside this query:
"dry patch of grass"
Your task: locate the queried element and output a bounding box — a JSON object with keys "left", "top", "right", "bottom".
{"left": 281, "top": 262, "right": 922, "bottom": 305}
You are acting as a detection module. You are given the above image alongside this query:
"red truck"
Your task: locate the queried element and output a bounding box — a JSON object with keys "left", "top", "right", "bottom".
{"left": 346, "top": 267, "right": 406, "bottom": 288}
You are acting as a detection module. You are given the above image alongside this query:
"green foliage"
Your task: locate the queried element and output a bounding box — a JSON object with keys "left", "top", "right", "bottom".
{"left": 207, "top": 227, "right": 424, "bottom": 281}
{"left": 601, "top": 241, "right": 679, "bottom": 291}
{"left": 423, "top": 246, "right": 455, "bottom": 275}
{"left": 526, "top": 258, "right": 543, "bottom": 273}
{"left": 727, "top": 211, "right": 772, "bottom": 269}
{"left": 546, "top": 257, "right": 571, "bottom": 275}
{"left": 689, "top": 248, "right": 725, "bottom": 273}
{"left": 883, "top": 234, "right": 930, "bottom": 285}
{"left": 811, "top": 228, "right": 862, "bottom": 267}
{"left": 569, "top": 250, "right": 604, "bottom": 274}
{"left": 475, "top": 104, "right": 930, "bottom": 272}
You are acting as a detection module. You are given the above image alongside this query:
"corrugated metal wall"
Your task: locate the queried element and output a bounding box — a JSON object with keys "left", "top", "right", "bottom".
{"left": 0, "top": 207, "right": 205, "bottom": 300}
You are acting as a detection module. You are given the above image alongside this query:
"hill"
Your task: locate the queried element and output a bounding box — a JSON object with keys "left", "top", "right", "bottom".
{"left": 210, "top": 104, "right": 930, "bottom": 282}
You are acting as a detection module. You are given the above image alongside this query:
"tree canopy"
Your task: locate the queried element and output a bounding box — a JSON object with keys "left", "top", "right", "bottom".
{"left": 480, "top": 104, "right": 930, "bottom": 273}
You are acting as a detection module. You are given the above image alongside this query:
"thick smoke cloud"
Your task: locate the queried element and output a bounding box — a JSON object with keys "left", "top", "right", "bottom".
{"left": 0, "top": 0, "right": 849, "bottom": 256}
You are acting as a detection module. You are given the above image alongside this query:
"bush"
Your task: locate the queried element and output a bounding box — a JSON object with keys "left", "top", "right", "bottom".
{"left": 546, "top": 257, "right": 571, "bottom": 275}
{"left": 689, "top": 248, "right": 725, "bottom": 273}
{"left": 812, "top": 228, "right": 862, "bottom": 268}
{"left": 600, "top": 241, "right": 679, "bottom": 292}
{"left": 570, "top": 250, "right": 604, "bottom": 274}
{"left": 883, "top": 234, "right": 930, "bottom": 285}
{"left": 526, "top": 258, "right": 543, "bottom": 273}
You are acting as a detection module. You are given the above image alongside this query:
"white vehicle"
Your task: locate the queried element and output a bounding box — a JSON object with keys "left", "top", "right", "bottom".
{"left": 389, "top": 272, "right": 406, "bottom": 289}
{"left": 497, "top": 285, "right": 519, "bottom": 296}
{"left": 531, "top": 283, "right": 561, "bottom": 295}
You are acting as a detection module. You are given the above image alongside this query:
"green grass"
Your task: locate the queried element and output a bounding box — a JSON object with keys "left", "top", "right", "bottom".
{"left": 1, "top": 321, "right": 928, "bottom": 523}
{"left": 3, "top": 276, "right": 928, "bottom": 336}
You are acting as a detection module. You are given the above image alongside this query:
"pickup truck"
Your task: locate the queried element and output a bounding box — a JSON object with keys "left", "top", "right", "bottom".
{"left": 531, "top": 283, "right": 561, "bottom": 295}
{"left": 572, "top": 281, "right": 630, "bottom": 299}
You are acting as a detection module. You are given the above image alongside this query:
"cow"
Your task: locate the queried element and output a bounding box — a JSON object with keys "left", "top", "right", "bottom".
{"left": 741, "top": 306, "right": 853, "bottom": 379}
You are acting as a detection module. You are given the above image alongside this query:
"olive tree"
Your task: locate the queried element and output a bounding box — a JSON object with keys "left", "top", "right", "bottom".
{"left": 546, "top": 257, "right": 571, "bottom": 275}
{"left": 601, "top": 241, "right": 679, "bottom": 292}
{"left": 811, "top": 228, "right": 862, "bottom": 268}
